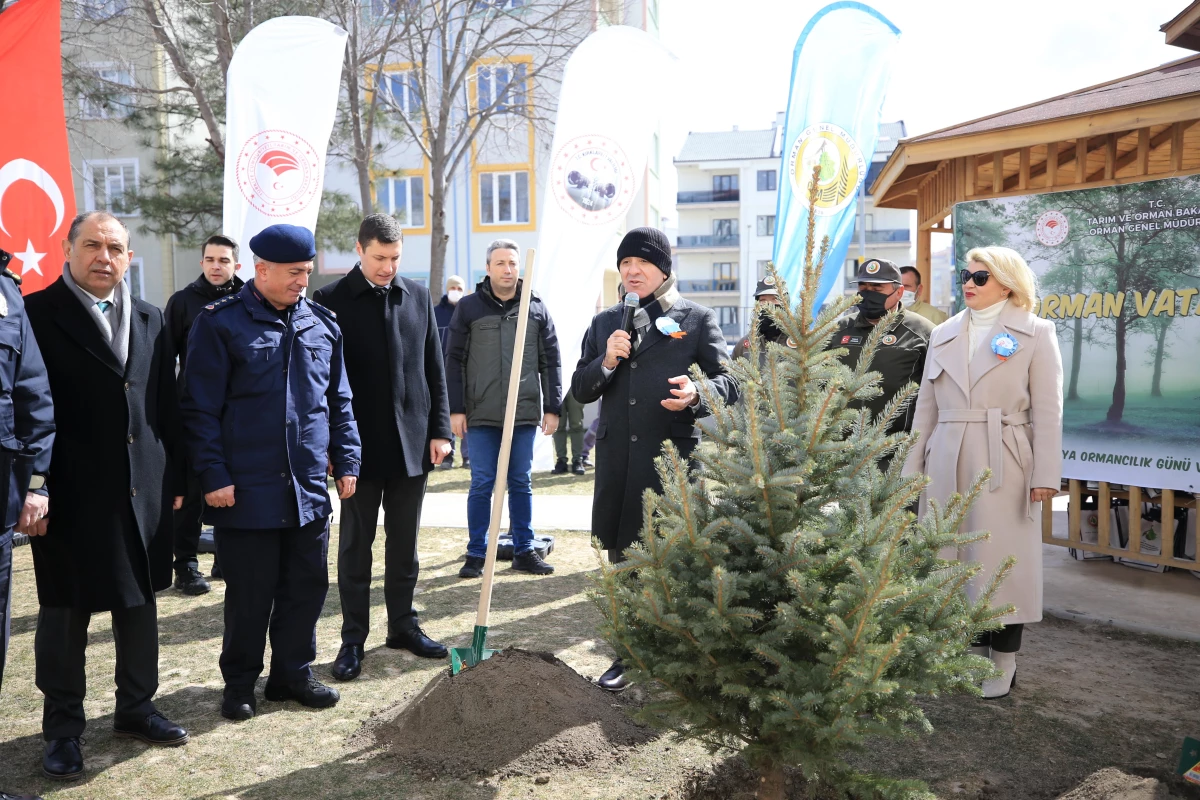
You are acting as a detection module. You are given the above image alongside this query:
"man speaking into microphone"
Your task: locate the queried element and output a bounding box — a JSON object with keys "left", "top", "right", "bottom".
{"left": 571, "top": 227, "right": 738, "bottom": 692}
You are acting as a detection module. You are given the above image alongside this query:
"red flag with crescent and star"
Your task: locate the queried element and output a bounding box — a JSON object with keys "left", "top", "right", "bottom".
{"left": 0, "top": 0, "right": 76, "bottom": 293}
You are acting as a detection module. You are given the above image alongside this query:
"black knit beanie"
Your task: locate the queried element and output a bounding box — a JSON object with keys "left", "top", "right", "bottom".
{"left": 617, "top": 227, "right": 673, "bottom": 277}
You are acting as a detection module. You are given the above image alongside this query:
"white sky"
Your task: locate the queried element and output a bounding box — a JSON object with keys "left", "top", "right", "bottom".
{"left": 656, "top": 0, "right": 1189, "bottom": 219}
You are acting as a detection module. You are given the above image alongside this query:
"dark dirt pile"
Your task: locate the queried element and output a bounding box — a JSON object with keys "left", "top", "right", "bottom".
{"left": 372, "top": 648, "right": 656, "bottom": 777}
{"left": 1056, "top": 769, "right": 1174, "bottom": 800}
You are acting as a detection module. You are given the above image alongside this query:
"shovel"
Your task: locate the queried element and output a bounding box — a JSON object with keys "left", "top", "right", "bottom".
{"left": 450, "top": 248, "right": 539, "bottom": 675}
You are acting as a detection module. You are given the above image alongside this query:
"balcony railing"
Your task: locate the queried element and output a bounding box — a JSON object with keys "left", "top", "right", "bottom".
{"left": 676, "top": 234, "right": 740, "bottom": 249}
{"left": 677, "top": 189, "right": 740, "bottom": 204}
{"left": 852, "top": 228, "right": 911, "bottom": 243}
{"left": 678, "top": 279, "right": 738, "bottom": 293}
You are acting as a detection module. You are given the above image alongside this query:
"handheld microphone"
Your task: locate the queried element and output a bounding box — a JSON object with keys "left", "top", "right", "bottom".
{"left": 618, "top": 291, "right": 638, "bottom": 361}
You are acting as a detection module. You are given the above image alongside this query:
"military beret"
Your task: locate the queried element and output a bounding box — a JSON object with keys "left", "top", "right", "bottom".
{"left": 249, "top": 224, "right": 317, "bottom": 264}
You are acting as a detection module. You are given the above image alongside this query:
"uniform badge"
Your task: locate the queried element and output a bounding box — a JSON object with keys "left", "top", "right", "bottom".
{"left": 764, "top": 275, "right": 775, "bottom": 285}
{"left": 881, "top": 334, "right": 897, "bottom": 345}
{"left": 655, "top": 317, "right": 687, "bottom": 339}
{"left": 991, "top": 333, "right": 1019, "bottom": 361}
{"left": 205, "top": 304, "right": 215, "bottom": 310}
{"left": 0, "top": 293, "right": 7, "bottom": 317}
{"left": 865, "top": 260, "right": 880, "bottom": 274}
{"left": 786, "top": 337, "right": 797, "bottom": 348}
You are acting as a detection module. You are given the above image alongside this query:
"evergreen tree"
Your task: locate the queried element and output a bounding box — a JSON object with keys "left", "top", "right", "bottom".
{"left": 593, "top": 171, "right": 1013, "bottom": 800}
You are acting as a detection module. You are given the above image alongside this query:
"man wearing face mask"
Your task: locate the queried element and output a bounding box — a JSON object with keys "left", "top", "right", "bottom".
{"left": 435, "top": 276, "right": 468, "bottom": 469}
{"left": 828, "top": 258, "right": 934, "bottom": 464}
{"left": 899, "top": 266, "right": 949, "bottom": 325}
{"left": 732, "top": 276, "right": 790, "bottom": 360}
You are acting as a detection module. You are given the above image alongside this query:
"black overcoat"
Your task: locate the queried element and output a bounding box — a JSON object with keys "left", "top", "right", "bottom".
{"left": 312, "top": 266, "right": 452, "bottom": 479}
{"left": 26, "top": 277, "right": 182, "bottom": 611}
{"left": 572, "top": 297, "right": 738, "bottom": 553}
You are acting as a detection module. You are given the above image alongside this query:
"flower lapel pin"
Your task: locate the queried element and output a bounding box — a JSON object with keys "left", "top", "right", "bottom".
{"left": 655, "top": 316, "right": 687, "bottom": 339}
{"left": 991, "top": 332, "right": 1019, "bottom": 361}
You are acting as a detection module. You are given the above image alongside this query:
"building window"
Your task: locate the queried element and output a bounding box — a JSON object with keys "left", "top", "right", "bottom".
{"left": 597, "top": 0, "right": 622, "bottom": 25}
{"left": 476, "top": 63, "right": 527, "bottom": 114}
{"left": 713, "top": 263, "right": 736, "bottom": 291}
{"left": 77, "top": 0, "right": 127, "bottom": 18}
{"left": 84, "top": 160, "right": 139, "bottom": 216}
{"left": 375, "top": 175, "right": 426, "bottom": 228}
{"left": 757, "top": 259, "right": 771, "bottom": 279}
{"left": 713, "top": 218, "right": 735, "bottom": 239}
{"left": 648, "top": 0, "right": 659, "bottom": 28}
{"left": 125, "top": 257, "right": 144, "bottom": 300}
{"left": 713, "top": 174, "right": 737, "bottom": 192}
{"left": 79, "top": 65, "right": 135, "bottom": 120}
{"left": 757, "top": 170, "right": 777, "bottom": 191}
{"left": 757, "top": 215, "right": 776, "bottom": 236}
{"left": 715, "top": 306, "right": 739, "bottom": 333}
{"left": 471, "top": 0, "right": 525, "bottom": 9}
{"left": 382, "top": 70, "right": 422, "bottom": 118}
{"left": 480, "top": 171, "right": 530, "bottom": 225}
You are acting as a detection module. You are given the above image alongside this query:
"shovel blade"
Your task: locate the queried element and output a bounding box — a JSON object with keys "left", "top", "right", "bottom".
{"left": 450, "top": 646, "right": 498, "bottom": 675}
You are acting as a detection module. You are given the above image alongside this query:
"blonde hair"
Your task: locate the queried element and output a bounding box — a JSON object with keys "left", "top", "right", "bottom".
{"left": 964, "top": 246, "right": 1038, "bottom": 311}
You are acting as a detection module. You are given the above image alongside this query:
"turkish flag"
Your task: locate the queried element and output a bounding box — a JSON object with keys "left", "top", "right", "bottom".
{"left": 0, "top": 0, "right": 76, "bottom": 294}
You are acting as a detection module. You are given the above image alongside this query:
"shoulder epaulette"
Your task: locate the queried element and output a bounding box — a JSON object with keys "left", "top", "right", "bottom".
{"left": 308, "top": 299, "right": 336, "bottom": 320}
{"left": 203, "top": 294, "right": 241, "bottom": 313}
{"left": 0, "top": 250, "right": 19, "bottom": 285}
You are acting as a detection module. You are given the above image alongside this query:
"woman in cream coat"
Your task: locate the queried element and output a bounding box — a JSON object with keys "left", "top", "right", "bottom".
{"left": 905, "top": 246, "right": 1063, "bottom": 699}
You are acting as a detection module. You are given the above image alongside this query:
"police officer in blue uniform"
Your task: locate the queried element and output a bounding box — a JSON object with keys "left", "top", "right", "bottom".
{"left": 180, "top": 225, "right": 360, "bottom": 722}
{"left": 0, "top": 251, "right": 55, "bottom": 800}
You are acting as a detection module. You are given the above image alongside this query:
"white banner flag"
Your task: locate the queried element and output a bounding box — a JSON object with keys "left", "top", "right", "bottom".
{"left": 223, "top": 16, "right": 347, "bottom": 270}
{"left": 532, "top": 26, "right": 674, "bottom": 467}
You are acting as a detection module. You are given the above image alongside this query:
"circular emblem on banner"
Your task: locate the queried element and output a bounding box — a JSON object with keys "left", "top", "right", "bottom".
{"left": 864, "top": 260, "right": 880, "bottom": 274}
{"left": 787, "top": 123, "right": 866, "bottom": 216}
{"left": 236, "top": 130, "right": 322, "bottom": 218}
{"left": 1035, "top": 210, "right": 1069, "bottom": 246}
{"left": 881, "top": 334, "right": 898, "bottom": 345}
{"left": 550, "top": 135, "right": 636, "bottom": 225}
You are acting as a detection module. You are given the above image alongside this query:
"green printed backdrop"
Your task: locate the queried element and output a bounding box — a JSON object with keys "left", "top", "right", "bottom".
{"left": 954, "top": 174, "right": 1200, "bottom": 491}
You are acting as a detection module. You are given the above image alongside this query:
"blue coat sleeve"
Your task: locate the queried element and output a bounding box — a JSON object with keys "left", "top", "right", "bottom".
{"left": 179, "top": 312, "right": 234, "bottom": 493}
{"left": 14, "top": 308, "right": 55, "bottom": 482}
{"left": 325, "top": 325, "right": 361, "bottom": 479}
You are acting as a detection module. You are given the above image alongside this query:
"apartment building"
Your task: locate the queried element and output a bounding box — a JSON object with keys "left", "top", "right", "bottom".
{"left": 673, "top": 117, "right": 913, "bottom": 344}
{"left": 315, "top": 0, "right": 667, "bottom": 296}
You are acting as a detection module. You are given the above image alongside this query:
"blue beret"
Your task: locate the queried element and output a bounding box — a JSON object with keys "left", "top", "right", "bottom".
{"left": 249, "top": 224, "right": 316, "bottom": 263}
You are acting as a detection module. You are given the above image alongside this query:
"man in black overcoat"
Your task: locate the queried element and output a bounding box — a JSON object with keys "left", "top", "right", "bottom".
{"left": 312, "top": 215, "right": 452, "bottom": 680}
{"left": 163, "top": 233, "right": 244, "bottom": 595}
{"left": 26, "top": 212, "right": 187, "bottom": 781}
{"left": 572, "top": 227, "right": 739, "bottom": 692}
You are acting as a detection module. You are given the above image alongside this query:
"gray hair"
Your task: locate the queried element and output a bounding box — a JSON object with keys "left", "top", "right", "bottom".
{"left": 67, "top": 211, "right": 130, "bottom": 246}
{"left": 486, "top": 239, "right": 520, "bottom": 264}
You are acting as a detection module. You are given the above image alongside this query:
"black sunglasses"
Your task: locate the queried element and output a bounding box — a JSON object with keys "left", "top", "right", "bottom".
{"left": 959, "top": 269, "right": 991, "bottom": 287}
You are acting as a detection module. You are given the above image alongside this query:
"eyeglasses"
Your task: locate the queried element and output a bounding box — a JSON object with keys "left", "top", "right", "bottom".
{"left": 959, "top": 269, "right": 991, "bottom": 287}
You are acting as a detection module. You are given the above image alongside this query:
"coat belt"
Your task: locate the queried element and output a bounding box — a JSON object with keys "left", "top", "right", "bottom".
{"left": 937, "top": 408, "right": 1031, "bottom": 494}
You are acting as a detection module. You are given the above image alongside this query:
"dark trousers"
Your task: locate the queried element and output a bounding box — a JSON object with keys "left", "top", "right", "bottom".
{"left": 0, "top": 533, "right": 10, "bottom": 692}
{"left": 35, "top": 602, "right": 159, "bottom": 740}
{"left": 553, "top": 392, "right": 585, "bottom": 462}
{"left": 338, "top": 474, "right": 428, "bottom": 645}
{"left": 974, "top": 623, "right": 1024, "bottom": 653}
{"left": 173, "top": 469, "right": 204, "bottom": 573}
{"left": 214, "top": 518, "right": 329, "bottom": 691}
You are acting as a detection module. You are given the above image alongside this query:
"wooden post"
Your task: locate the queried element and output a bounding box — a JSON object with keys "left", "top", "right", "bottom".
{"left": 1161, "top": 489, "right": 1176, "bottom": 562}
{"left": 916, "top": 227, "right": 932, "bottom": 302}
{"left": 992, "top": 151, "right": 1004, "bottom": 193}
{"left": 1075, "top": 138, "right": 1088, "bottom": 184}
{"left": 1137, "top": 127, "right": 1150, "bottom": 175}
{"left": 1098, "top": 481, "right": 1112, "bottom": 548}
{"left": 1018, "top": 147, "right": 1030, "bottom": 190}
{"left": 1128, "top": 484, "right": 1143, "bottom": 555}
{"left": 1067, "top": 479, "right": 1081, "bottom": 543}
{"left": 1104, "top": 134, "right": 1118, "bottom": 180}
{"left": 1046, "top": 141, "right": 1058, "bottom": 187}
{"left": 1171, "top": 122, "right": 1185, "bottom": 171}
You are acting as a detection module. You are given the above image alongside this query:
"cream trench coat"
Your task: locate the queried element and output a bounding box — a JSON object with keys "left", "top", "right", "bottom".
{"left": 905, "top": 302, "right": 1063, "bottom": 625}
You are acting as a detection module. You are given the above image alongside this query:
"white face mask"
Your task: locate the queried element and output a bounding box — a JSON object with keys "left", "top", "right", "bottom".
{"left": 900, "top": 290, "right": 917, "bottom": 307}
{"left": 447, "top": 289, "right": 464, "bottom": 304}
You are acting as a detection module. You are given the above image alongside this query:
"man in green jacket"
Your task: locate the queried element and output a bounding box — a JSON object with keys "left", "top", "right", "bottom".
{"left": 446, "top": 239, "right": 561, "bottom": 578}
{"left": 900, "top": 266, "right": 949, "bottom": 325}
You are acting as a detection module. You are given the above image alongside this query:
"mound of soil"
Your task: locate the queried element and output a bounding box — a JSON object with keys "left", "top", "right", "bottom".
{"left": 372, "top": 649, "right": 655, "bottom": 777}
{"left": 1057, "top": 769, "right": 1173, "bottom": 800}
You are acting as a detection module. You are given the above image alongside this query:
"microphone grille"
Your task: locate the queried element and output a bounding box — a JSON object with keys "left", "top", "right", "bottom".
{"left": 623, "top": 291, "right": 639, "bottom": 306}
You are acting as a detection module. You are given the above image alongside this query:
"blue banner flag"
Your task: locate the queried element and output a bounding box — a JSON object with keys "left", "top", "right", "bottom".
{"left": 772, "top": 2, "right": 900, "bottom": 310}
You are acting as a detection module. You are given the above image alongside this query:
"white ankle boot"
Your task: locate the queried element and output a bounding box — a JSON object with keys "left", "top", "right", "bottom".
{"left": 982, "top": 651, "right": 1017, "bottom": 699}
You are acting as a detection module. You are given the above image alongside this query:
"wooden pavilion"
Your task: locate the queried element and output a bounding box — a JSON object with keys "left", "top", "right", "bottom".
{"left": 869, "top": 4, "right": 1200, "bottom": 567}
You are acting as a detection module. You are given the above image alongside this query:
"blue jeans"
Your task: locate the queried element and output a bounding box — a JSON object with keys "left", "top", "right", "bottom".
{"left": 467, "top": 425, "right": 536, "bottom": 558}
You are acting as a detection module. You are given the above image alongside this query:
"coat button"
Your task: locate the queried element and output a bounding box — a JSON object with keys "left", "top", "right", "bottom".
{"left": 130, "top": 488, "right": 137, "bottom": 497}
{"left": 124, "top": 382, "right": 130, "bottom": 391}
{"left": 630, "top": 435, "right": 638, "bottom": 442}
{"left": 630, "top": 362, "right": 638, "bottom": 369}
{"left": 127, "top": 434, "right": 134, "bottom": 444}
{"left": 629, "top": 398, "right": 636, "bottom": 406}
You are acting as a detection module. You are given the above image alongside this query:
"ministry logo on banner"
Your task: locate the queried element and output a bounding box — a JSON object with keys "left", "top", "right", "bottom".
{"left": 550, "top": 135, "right": 636, "bottom": 225}
{"left": 787, "top": 123, "right": 866, "bottom": 217}
{"left": 235, "top": 130, "right": 323, "bottom": 218}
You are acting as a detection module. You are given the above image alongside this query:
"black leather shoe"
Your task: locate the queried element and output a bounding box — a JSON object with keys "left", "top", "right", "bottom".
{"left": 512, "top": 550, "right": 555, "bottom": 575}
{"left": 331, "top": 643, "right": 364, "bottom": 681}
{"left": 552, "top": 458, "right": 568, "bottom": 474}
{"left": 113, "top": 711, "right": 188, "bottom": 746}
{"left": 597, "top": 659, "right": 629, "bottom": 693}
{"left": 264, "top": 676, "right": 340, "bottom": 708}
{"left": 173, "top": 567, "right": 210, "bottom": 596}
{"left": 0, "top": 791, "right": 43, "bottom": 799}
{"left": 386, "top": 624, "right": 448, "bottom": 659}
{"left": 42, "top": 737, "right": 83, "bottom": 780}
{"left": 459, "top": 555, "right": 485, "bottom": 578}
{"left": 571, "top": 458, "right": 586, "bottom": 475}
{"left": 221, "top": 688, "right": 256, "bottom": 721}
